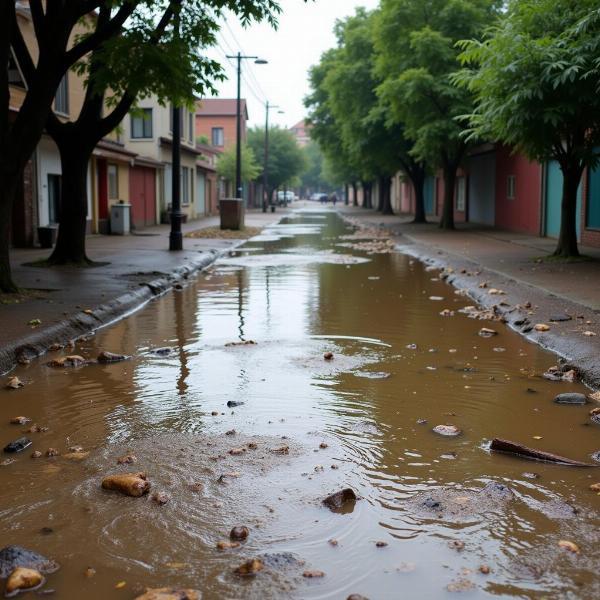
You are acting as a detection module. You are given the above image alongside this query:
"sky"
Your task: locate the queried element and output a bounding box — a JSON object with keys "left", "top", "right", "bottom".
{"left": 205, "top": 0, "right": 380, "bottom": 130}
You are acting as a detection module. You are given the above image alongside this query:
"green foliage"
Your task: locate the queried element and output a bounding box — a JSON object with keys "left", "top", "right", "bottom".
{"left": 76, "top": 1, "right": 287, "bottom": 109}
{"left": 455, "top": 0, "right": 600, "bottom": 168}
{"left": 300, "top": 141, "right": 327, "bottom": 190}
{"left": 217, "top": 143, "right": 261, "bottom": 183}
{"left": 247, "top": 126, "right": 306, "bottom": 191}
{"left": 374, "top": 0, "right": 499, "bottom": 169}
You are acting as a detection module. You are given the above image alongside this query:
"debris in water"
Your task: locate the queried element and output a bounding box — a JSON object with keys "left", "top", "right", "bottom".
{"left": 117, "top": 454, "right": 137, "bottom": 465}
{"left": 534, "top": 323, "right": 550, "bottom": 332}
{"left": 84, "top": 567, "right": 96, "bottom": 578}
{"left": 97, "top": 351, "right": 130, "bottom": 363}
{"left": 217, "top": 541, "right": 240, "bottom": 550}
{"left": 303, "top": 570, "right": 325, "bottom": 578}
{"left": 433, "top": 425, "right": 461, "bottom": 437}
{"left": 46, "top": 355, "right": 88, "bottom": 368}
{"left": 323, "top": 352, "right": 334, "bottom": 361}
{"left": 479, "top": 565, "right": 490, "bottom": 575}
{"left": 478, "top": 328, "right": 498, "bottom": 338}
{"left": 3, "top": 437, "right": 32, "bottom": 453}
{"left": 5, "top": 376, "right": 24, "bottom": 390}
{"left": 375, "top": 541, "right": 388, "bottom": 548}
{"left": 234, "top": 558, "right": 264, "bottom": 576}
{"left": 583, "top": 330, "right": 597, "bottom": 337}
{"left": 589, "top": 391, "right": 600, "bottom": 403}
{"left": 558, "top": 540, "right": 580, "bottom": 553}
{"left": 446, "top": 579, "right": 475, "bottom": 593}
{"left": 101, "top": 472, "right": 150, "bottom": 497}
{"left": 270, "top": 446, "right": 289, "bottom": 455}
{"left": 5, "top": 567, "right": 44, "bottom": 595}
{"left": 151, "top": 492, "right": 169, "bottom": 505}
{"left": 319, "top": 442, "right": 328, "bottom": 449}
{"left": 490, "top": 438, "right": 596, "bottom": 467}
{"left": 448, "top": 540, "right": 465, "bottom": 551}
{"left": 543, "top": 365, "right": 576, "bottom": 382}
{"left": 322, "top": 488, "right": 357, "bottom": 512}
{"left": 134, "top": 589, "right": 200, "bottom": 600}
{"left": 227, "top": 401, "right": 244, "bottom": 408}
{"left": 9, "top": 416, "right": 30, "bottom": 425}
{"left": 225, "top": 340, "right": 257, "bottom": 347}
{"left": 45, "top": 448, "right": 59, "bottom": 457}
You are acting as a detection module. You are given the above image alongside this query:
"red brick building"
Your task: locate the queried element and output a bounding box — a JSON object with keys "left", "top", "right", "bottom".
{"left": 195, "top": 98, "right": 248, "bottom": 151}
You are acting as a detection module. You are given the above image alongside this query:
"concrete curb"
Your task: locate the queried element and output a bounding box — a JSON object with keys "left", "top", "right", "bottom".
{"left": 0, "top": 246, "right": 238, "bottom": 376}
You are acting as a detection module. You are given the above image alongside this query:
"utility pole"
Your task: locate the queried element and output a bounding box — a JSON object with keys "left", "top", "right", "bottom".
{"left": 226, "top": 53, "right": 268, "bottom": 202}
{"left": 262, "top": 102, "right": 283, "bottom": 213}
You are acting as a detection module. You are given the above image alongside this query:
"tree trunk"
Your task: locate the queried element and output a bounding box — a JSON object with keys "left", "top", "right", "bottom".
{"left": 352, "top": 182, "right": 358, "bottom": 206}
{"left": 381, "top": 175, "right": 393, "bottom": 215}
{"left": 0, "top": 170, "right": 20, "bottom": 292}
{"left": 553, "top": 163, "right": 583, "bottom": 258}
{"left": 411, "top": 169, "right": 427, "bottom": 224}
{"left": 344, "top": 183, "right": 349, "bottom": 206}
{"left": 362, "top": 181, "right": 372, "bottom": 209}
{"left": 47, "top": 141, "right": 94, "bottom": 265}
{"left": 439, "top": 164, "right": 457, "bottom": 230}
{"left": 377, "top": 176, "right": 384, "bottom": 211}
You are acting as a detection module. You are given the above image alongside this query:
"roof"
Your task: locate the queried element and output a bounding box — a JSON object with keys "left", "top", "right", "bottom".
{"left": 290, "top": 120, "right": 308, "bottom": 131}
{"left": 196, "top": 98, "right": 249, "bottom": 120}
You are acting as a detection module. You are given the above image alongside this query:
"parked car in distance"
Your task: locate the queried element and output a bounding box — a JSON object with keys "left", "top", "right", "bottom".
{"left": 277, "top": 191, "right": 295, "bottom": 205}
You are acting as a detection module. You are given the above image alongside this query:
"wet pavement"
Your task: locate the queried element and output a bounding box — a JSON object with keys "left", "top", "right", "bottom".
{"left": 1, "top": 209, "right": 600, "bottom": 599}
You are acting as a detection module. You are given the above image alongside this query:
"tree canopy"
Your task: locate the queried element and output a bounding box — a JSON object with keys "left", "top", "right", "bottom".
{"left": 247, "top": 126, "right": 306, "bottom": 193}
{"left": 455, "top": 0, "right": 600, "bottom": 255}
{"left": 217, "top": 143, "right": 261, "bottom": 185}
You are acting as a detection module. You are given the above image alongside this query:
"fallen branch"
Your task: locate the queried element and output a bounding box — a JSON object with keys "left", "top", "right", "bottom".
{"left": 490, "top": 438, "right": 597, "bottom": 467}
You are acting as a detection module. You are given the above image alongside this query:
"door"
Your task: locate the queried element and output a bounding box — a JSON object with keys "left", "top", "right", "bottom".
{"left": 545, "top": 161, "right": 582, "bottom": 240}
{"left": 196, "top": 171, "right": 206, "bottom": 216}
{"left": 424, "top": 176, "right": 434, "bottom": 215}
{"left": 129, "top": 166, "right": 157, "bottom": 228}
{"left": 47, "top": 174, "right": 61, "bottom": 224}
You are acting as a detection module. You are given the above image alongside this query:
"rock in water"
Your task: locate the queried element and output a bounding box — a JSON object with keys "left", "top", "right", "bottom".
{"left": 5, "top": 567, "right": 44, "bottom": 596}
{"left": 230, "top": 526, "right": 249, "bottom": 541}
{"left": 227, "top": 401, "right": 244, "bottom": 408}
{"left": 0, "top": 546, "right": 59, "bottom": 578}
{"left": 234, "top": 558, "right": 264, "bottom": 576}
{"left": 134, "top": 588, "right": 200, "bottom": 600}
{"left": 101, "top": 472, "right": 150, "bottom": 497}
{"left": 322, "top": 488, "right": 357, "bottom": 512}
{"left": 554, "top": 393, "right": 587, "bottom": 405}
{"left": 3, "top": 438, "right": 32, "bottom": 453}
{"left": 97, "top": 351, "right": 129, "bottom": 364}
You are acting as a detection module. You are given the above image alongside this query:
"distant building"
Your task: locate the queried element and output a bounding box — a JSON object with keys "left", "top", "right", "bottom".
{"left": 195, "top": 98, "right": 248, "bottom": 151}
{"left": 289, "top": 120, "right": 311, "bottom": 147}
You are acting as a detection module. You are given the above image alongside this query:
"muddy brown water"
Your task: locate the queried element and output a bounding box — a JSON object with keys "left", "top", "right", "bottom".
{"left": 1, "top": 210, "right": 600, "bottom": 599}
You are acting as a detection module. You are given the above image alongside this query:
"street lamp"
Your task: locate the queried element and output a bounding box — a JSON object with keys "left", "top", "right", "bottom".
{"left": 263, "top": 102, "right": 284, "bottom": 213}
{"left": 226, "top": 52, "right": 268, "bottom": 202}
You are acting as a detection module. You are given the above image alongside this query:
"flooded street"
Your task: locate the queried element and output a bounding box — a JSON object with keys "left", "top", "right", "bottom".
{"left": 1, "top": 210, "right": 600, "bottom": 599}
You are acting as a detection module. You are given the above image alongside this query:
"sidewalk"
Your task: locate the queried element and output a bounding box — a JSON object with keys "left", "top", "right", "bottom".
{"left": 339, "top": 205, "right": 600, "bottom": 311}
{"left": 0, "top": 208, "right": 287, "bottom": 373}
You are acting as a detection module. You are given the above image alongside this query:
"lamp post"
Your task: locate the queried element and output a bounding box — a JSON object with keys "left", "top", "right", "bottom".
{"left": 169, "top": 10, "right": 183, "bottom": 250}
{"left": 263, "top": 102, "right": 284, "bottom": 213}
{"left": 226, "top": 52, "right": 267, "bottom": 201}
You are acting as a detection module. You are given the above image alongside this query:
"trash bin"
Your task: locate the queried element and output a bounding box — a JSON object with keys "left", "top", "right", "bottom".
{"left": 110, "top": 202, "right": 131, "bottom": 235}
{"left": 219, "top": 198, "right": 245, "bottom": 230}
{"left": 37, "top": 226, "right": 57, "bottom": 248}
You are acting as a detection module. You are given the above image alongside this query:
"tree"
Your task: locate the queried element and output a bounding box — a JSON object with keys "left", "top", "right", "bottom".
{"left": 41, "top": 0, "right": 281, "bottom": 265}
{"left": 1, "top": 0, "right": 288, "bottom": 290}
{"left": 247, "top": 126, "right": 306, "bottom": 201}
{"left": 2, "top": 1, "right": 137, "bottom": 291}
{"left": 305, "top": 48, "right": 362, "bottom": 206}
{"left": 455, "top": 0, "right": 600, "bottom": 257}
{"left": 300, "top": 141, "right": 326, "bottom": 194}
{"left": 375, "top": 0, "right": 498, "bottom": 228}
{"left": 217, "top": 143, "right": 260, "bottom": 186}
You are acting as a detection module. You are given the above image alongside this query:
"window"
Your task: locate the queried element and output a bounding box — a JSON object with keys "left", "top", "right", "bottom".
{"left": 131, "top": 108, "right": 153, "bottom": 139}
{"left": 456, "top": 176, "right": 466, "bottom": 212}
{"left": 181, "top": 167, "right": 190, "bottom": 205}
{"left": 212, "top": 127, "right": 224, "bottom": 147}
{"left": 48, "top": 174, "right": 61, "bottom": 224}
{"left": 108, "top": 164, "right": 119, "bottom": 199}
{"left": 507, "top": 175, "right": 516, "bottom": 200}
{"left": 54, "top": 74, "right": 69, "bottom": 115}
